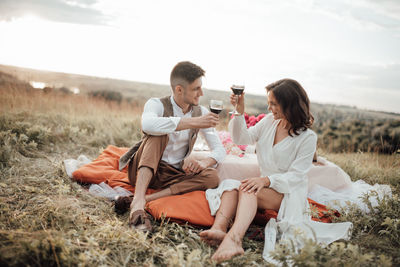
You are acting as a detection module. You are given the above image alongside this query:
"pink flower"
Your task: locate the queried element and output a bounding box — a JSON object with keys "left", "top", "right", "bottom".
{"left": 248, "top": 116, "right": 257, "bottom": 127}
{"left": 218, "top": 131, "right": 247, "bottom": 154}
{"left": 257, "top": 113, "right": 266, "bottom": 122}
{"left": 237, "top": 144, "right": 247, "bottom": 151}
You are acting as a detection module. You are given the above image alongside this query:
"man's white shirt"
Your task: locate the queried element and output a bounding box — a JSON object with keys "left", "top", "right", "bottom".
{"left": 141, "top": 96, "right": 226, "bottom": 168}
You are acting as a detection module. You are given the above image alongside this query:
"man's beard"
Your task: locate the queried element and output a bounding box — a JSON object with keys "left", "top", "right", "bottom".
{"left": 183, "top": 95, "right": 198, "bottom": 106}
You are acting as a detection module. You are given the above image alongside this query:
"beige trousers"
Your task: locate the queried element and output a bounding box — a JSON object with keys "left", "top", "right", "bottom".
{"left": 128, "top": 135, "right": 219, "bottom": 195}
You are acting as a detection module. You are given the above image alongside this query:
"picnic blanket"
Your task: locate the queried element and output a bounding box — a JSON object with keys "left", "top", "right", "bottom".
{"left": 68, "top": 145, "right": 339, "bottom": 226}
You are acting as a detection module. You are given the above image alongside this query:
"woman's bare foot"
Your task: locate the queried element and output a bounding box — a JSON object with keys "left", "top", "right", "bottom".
{"left": 199, "top": 229, "right": 226, "bottom": 246}
{"left": 211, "top": 233, "right": 244, "bottom": 263}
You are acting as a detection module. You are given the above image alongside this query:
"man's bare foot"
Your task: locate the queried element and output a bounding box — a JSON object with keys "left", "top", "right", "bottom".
{"left": 199, "top": 229, "right": 226, "bottom": 246}
{"left": 211, "top": 233, "right": 244, "bottom": 263}
{"left": 129, "top": 198, "right": 152, "bottom": 231}
{"left": 129, "top": 198, "right": 146, "bottom": 221}
{"left": 130, "top": 197, "right": 146, "bottom": 212}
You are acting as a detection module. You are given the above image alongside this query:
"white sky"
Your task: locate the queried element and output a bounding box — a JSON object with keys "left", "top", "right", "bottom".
{"left": 0, "top": 0, "right": 399, "bottom": 113}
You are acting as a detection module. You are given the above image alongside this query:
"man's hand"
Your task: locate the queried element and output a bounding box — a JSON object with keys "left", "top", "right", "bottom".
{"left": 182, "top": 157, "right": 209, "bottom": 174}
{"left": 176, "top": 112, "right": 219, "bottom": 131}
{"left": 196, "top": 112, "right": 219, "bottom": 128}
{"left": 239, "top": 176, "right": 271, "bottom": 195}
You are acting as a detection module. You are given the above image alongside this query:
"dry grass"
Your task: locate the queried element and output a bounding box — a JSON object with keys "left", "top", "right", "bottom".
{"left": 1, "top": 87, "right": 399, "bottom": 266}
{"left": 0, "top": 85, "right": 142, "bottom": 117}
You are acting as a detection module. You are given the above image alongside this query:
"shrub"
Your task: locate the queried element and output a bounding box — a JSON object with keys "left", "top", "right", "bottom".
{"left": 89, "top": 90, "right": 123, "bottom": 104}
{"left": 317, "top": 119, "right": 400, "bottom": 154}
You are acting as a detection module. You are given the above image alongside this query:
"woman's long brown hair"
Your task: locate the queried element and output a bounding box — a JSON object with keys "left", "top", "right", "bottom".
{"left": 266, "top": 78, "right": 314, "bottom": 136}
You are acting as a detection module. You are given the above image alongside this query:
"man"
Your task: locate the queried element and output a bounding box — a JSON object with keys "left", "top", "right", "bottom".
{"left": 117, "top": 61, "right": 226, "bottom": 231}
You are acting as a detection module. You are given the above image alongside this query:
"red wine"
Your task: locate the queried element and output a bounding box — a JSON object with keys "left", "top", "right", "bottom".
{"left": 210, "top": 107, "right": 222, "bottom": 114}
{"left": 231, "top": 87, "right": 244, "bottom": 95}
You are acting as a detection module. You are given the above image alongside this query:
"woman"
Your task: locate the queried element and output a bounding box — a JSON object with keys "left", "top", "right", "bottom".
{"left": 200, "top": 79, "right": 352, "bottom": 263}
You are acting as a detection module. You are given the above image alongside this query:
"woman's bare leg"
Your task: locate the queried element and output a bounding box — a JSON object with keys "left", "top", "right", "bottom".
{"left": 256, "top": 188, "right": 284, "bottom": 211}
{"left": 211, "top": 188, "right": 283, "bottom": 262}
{"left": 211, "top": 190, "right": 256, "bottom": 262}
{"left": 200, "top": 190, "right": 238, "bottom": 246}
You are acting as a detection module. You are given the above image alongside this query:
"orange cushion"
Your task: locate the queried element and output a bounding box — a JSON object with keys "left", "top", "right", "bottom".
{"left": 147, "top": 193, "right": 337, "bottom": 227}
{"left": 72, "top": 145, "right": 129, "bottom": 184}
{"left": 72, "top": 145, "right": 156, "bottom": 194}
{"left": 146, "top": 191, "right": 215, "bottom": 227}
{"left": 72, "top": 145, "right": 338, "bottom": 226}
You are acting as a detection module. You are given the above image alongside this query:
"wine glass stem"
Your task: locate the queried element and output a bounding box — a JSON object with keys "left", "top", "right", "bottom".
{"left": 235, "top": 95, "right": 239, "bottom": 113}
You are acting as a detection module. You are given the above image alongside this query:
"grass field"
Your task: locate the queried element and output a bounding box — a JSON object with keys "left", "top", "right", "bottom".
{"left": 1, "top": 84, "right": 399, "bottom": 266}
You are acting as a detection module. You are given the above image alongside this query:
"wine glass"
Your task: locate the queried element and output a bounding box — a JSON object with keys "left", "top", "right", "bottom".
{"left": 209, "top": 99, "right": 223, "bottom": 114}
{"left": 229, "top": 85, "right": 245, "bottom": 115}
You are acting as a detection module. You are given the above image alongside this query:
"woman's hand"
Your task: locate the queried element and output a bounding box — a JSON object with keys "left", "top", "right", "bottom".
{"left": 239, "top": 176, "right": 271, "bottom": 195}
{"left": 230, "top": 92, "right": 245, "bottom": 115}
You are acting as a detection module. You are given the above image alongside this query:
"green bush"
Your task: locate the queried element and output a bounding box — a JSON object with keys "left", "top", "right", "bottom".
{"left": 316, "top": 119, "right": 400, "bottom": 154}
{"left": 89, "top": 90, "right": 123, "bottom": 103}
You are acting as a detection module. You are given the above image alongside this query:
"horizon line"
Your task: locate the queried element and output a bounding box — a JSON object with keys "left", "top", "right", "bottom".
{"left": 1, "top": 62, "right": 399, "bottom": 116}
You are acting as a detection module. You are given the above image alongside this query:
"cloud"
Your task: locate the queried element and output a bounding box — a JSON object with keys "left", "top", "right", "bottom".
{"left": 302, "top": 60, "right": 400, "bottom": 113}
{"left": 281, "top": 0, "right": 400, "bottom": 31}
{"left": 347, "top": 63, "right": 400, "bottom": 92}
{"left": 312, "top": 0, "right": 400, "bottom": 30}
{"left": 361, "top": 0, "right": 400, "bottom": 21}
{"left": 310, "top": 60, "right": 400, "bottom": 95}
{"left": 0, "top": 0, "right": 109, "bottom": 25}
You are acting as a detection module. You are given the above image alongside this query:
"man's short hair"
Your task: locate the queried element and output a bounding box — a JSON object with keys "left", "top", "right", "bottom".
{"left": 170, "top": 61, "right": 205, "bottom": 91}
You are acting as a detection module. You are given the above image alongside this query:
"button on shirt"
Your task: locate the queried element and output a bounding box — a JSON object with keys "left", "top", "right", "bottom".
{"left": 141, "top": 96, "right": 226, "bottom": 168}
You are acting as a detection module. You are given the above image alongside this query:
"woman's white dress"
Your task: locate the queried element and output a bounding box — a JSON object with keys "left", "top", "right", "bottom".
{"left": 207, "top": 113, "right": 353, "bottom": 262}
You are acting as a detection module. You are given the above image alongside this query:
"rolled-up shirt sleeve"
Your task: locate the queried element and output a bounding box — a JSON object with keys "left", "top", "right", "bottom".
{"left": 199, "top": 106, "right": 226, "bottom": 163}
{"left": 268, "top": 132, "right": 317, "bottom": 194}
{"left": 141, "top": 98, "right": 181, "bottom": 135}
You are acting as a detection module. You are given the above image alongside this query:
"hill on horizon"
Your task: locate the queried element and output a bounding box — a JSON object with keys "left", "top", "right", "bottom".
{"left": 0, "top": 63, "right": 399, "bottom": 120}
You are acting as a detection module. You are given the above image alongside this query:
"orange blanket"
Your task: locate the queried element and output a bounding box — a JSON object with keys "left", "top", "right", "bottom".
{"left": 72, "top": 145, "right": 338, "bottom": 226}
